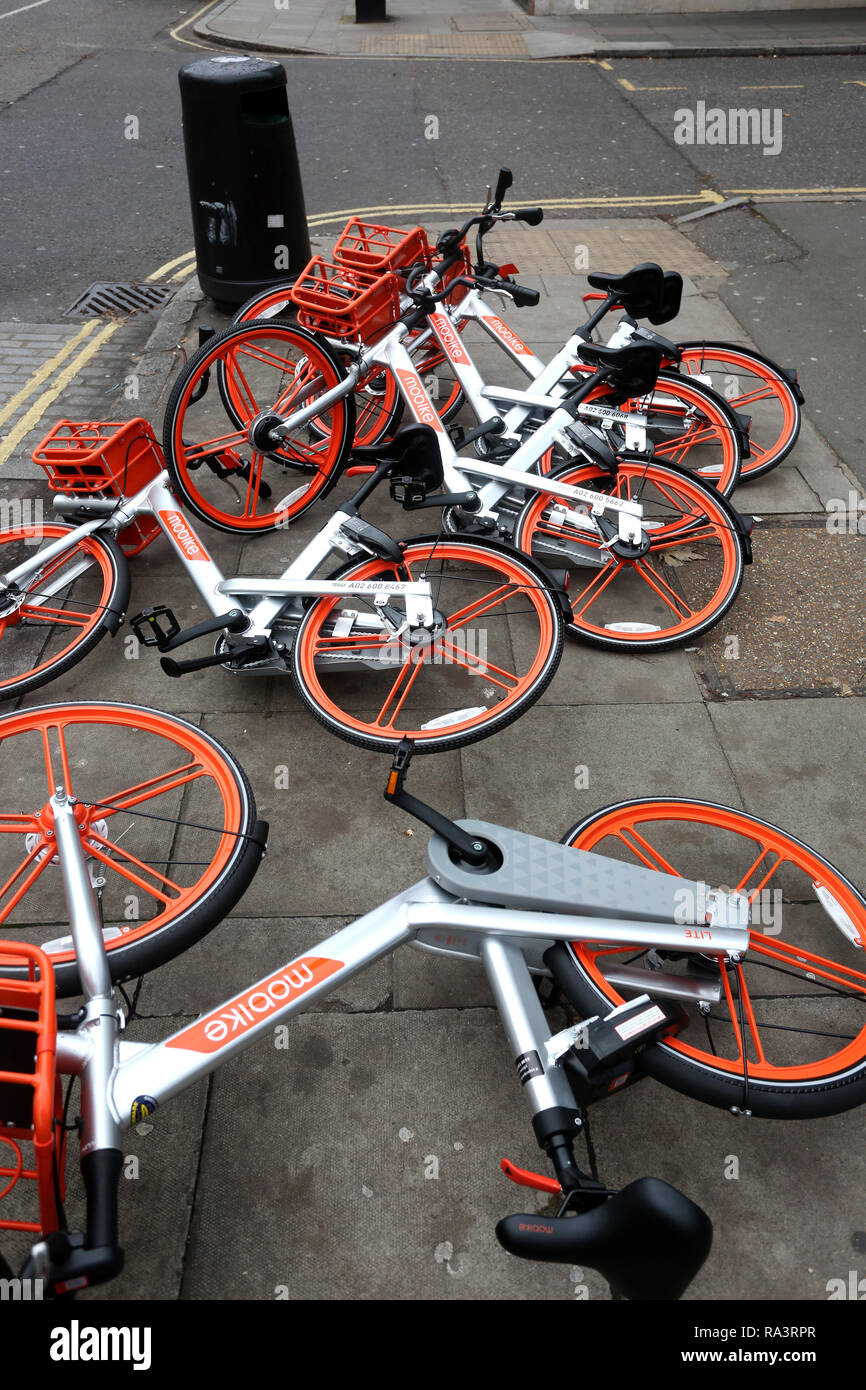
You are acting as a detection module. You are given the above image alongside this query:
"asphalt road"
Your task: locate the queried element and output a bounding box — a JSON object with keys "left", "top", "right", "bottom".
{"left": 0, "top": 1, "right": 864, "bottom": 477}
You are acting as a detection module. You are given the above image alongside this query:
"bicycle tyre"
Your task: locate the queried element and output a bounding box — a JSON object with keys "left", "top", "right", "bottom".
{"left": 0, "top": 702, "right": 265, "bottom": 997}
{"left": 558, "top": 798, "right": 866, "bottom": 1119}
{"left": 291, "top": 535, "right": 564, "bottom": 753}
{"left": 0, "top": 526, "right": 129, "bottom": 702}
{"left": 677, "top": 341, "right": 801, "bottom": 482}
{"left": 163, "top": 320, "right": 355, "bottom": 534}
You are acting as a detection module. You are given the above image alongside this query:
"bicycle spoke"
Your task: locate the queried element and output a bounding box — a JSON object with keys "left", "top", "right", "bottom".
{"left": 615, "top": 825, "right": 683, "bottom": 877}
{"left": 437, "top": 638, "right": 517, "bottom": 691}
{"left": 733, "top": 844, "right": 783, "bottom": 900}
{"left": 726, "top": 385, "right": 775, "bottom": 409}
{"left": 570, "top": 561, "right": 624, "bottom": 619}
{"left": 446, "top": 583, "right": 521, "bottom": 632}
{"left": 242, "top": 452, "right": 266, "bottom": 518}
{"left": 630, "top": 559, "right": 693, "bottom": 620}
{"left": 18, "top": 604, "right": 92, "bottom": 629}
{"left": 87, "top": 761, "right": 207, "bottom": 818}
{"left": 181, "top": 430, "right": 248, "bottom": 465}
{"left": 748, "top": 933, "right": 866, "bottom": 996}
{"left": 0, "top": 844, "right": 53, "bottom": 927}
{"left": 86, "top": 836, "right": 180, "bottom": 906}
{"left": 374, "top": 653, "right": 427, "bottom": 728}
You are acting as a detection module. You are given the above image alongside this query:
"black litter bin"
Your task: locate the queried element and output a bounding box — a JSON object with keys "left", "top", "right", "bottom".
{"left": 178, "top": 55, "right": 311, "bottom": 305}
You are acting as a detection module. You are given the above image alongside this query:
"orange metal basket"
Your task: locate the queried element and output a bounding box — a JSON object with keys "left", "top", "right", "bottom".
{"left": 438, "top": 246, "right": 473, "bottom": 307}
{"left": 31, "top": 418, "right": 164, "bottom": 556}
{"left": 333, "top": 220, "right": 432, "bottom": 275}
{"left": 0, "top": 942, "right": 65, "bottom": 1239}
{"left": 289, "top": 258, "right": 402, "bottom": 341}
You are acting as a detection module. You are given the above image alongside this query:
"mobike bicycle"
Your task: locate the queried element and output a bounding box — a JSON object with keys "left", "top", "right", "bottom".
{"left": 163, "top": 270, "right": 754, "bottom": 653}
{"left": 2, "top": 716, "right": 865, "bottom": 1299}
{"left": 0, "top": 419, "right": 571, "bottom": 751}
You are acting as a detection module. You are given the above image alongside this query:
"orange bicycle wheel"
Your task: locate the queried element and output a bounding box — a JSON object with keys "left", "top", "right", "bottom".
{"left": 0, "top": 702, "right": 263, "bottom": 996}
{"left": 559, "top": 798, "right": 866, "bottom": 1117}
{"left": 678, "top": 343, "right": 801, "bottom": 482}
{"left": 0, "top": 526, "right": 128, "bottom": 702}
{"left": 561, "top": 368, "right": 743, "bottom": 496}
{"left": 292, "top": 536, "right": 563, "bottom": 752}
{"left": 513, "top": 458, "right": 745, "bottom": 650}
{"left": 164, "top": 321, "right": 355, "bottom": 534}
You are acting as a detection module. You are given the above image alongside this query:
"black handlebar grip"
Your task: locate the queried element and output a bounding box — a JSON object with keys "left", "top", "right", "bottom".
{"left": 514, "top": 207, "right": 544, "bottom": 226}
{"left": 511, "top": 285, "right": 540, "bottom": 308}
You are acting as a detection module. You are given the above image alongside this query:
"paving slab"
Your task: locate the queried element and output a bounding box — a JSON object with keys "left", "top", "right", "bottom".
{"left": 587, "top": 1074, "right": 864, "bottom": 1302}
{"left": 459, "top": 701, "right": 742, "bottom": 842}
{"left": 707, "top": 698, "right": 866, "bottom": 889}
{"left": 201, "top": 712, "right": 464, "bottom": 918}
{"left": 181, "top": 1008, "right": 611, "bottom": 1301}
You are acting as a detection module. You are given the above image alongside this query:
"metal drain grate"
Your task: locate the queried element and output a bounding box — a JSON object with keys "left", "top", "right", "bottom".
{"left": 64, "top": 281, "right": 174, "bottom": 320}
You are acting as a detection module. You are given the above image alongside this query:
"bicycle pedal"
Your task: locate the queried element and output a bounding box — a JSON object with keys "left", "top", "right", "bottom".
{"left": 129, "top": 606, "right": 181, "bottom": 649}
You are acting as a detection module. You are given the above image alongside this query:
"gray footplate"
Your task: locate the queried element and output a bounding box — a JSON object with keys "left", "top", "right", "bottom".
{"left": 427, "top": 820, "right": 706, "bottom": 925}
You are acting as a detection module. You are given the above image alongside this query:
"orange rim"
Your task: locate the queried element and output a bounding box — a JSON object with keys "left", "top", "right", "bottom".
{"left": 517, "top": 460, "right": 741, "bottom": 645}
{"left": 679, "top": 347, "right": 797, "bottom": 479}
{"left": 172, "top": 325, "right": 349, "bottom": 531}
{"left": 295, "top": 541, "right": 555, "bottom": 744}
{"left": 564, "top": 371, "right": 739, "bottom": 494}
{"left": 568, "top": 800, "right": 866, "bottom": 1083}
{"left": 0, "top": 526, "right": 116, "bottom": 692}
{"left": 0, "top": 704, "right": 246, "bottom": 973}
{"left": 352, "top": 363, "right": 401, "bottom": 447}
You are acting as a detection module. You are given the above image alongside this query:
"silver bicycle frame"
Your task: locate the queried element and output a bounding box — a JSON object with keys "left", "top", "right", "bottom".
{"left": 46, "top": 800, "right": 750, "bottom": 1143}
{"left": 4, "top": 472, "right": 437, "bottom": 639}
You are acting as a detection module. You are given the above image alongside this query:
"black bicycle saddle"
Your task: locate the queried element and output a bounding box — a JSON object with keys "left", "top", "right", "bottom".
{"left": 351, "top": 424, "right": 445, "bottom": 491}
{"left": 586, "top": 262, "right": 664, "bottom": 320}
{"left": 576, "top": 341, "right": 664, "bottom": 398}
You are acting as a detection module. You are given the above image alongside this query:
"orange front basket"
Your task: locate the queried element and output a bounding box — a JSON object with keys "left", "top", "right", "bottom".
{"left": 0, "top": 942, "right": 65, "bottom": 1238}
{"left": 290, "top": 258, "right": 402, "bottom": 341}
{"left": 333, "top": 220, "right": 432, "bottom": 275}
{"left": 31, "top": 418, "right": 164, "bottom": 556}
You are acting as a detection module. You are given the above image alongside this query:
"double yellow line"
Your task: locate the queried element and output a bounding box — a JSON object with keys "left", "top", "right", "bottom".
{"left": 0, "top": 321, "right": 119, "bottom": 469}
{"left": 5, "top": 181, "right": 865, "bottom": 472}
{"left": 0, "top": 251, "right": 202, "bottom": 470}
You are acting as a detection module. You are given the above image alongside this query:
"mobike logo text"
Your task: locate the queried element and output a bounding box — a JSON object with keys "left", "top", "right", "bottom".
{"left": 518, "top": 1223, "right": 553, "bottom": 1234}
{"left": 166, "top": 955, "right": 343, "bottom": 1053}
{"left": 484, "top": 315, "right": 533, "bottom": 357}
{"left": 159, "top": 510, "right": 210, "bottom": 562}
{"left": 430, "top": 313, "right": 469, "bottom": 366}
{"left": 395, "top": 369, "right": 443, "bottom": 431}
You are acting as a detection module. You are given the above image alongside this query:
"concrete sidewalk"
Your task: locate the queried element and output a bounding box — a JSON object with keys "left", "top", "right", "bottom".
{"left": 196, "top": 0, "right": 866, "bottom": 60}
{"left": 3, "top": 208, "right": 864, "bottom": 1301}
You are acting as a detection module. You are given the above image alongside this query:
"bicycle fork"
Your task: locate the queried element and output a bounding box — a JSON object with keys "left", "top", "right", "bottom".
{"left": 26, "top": 791, "right": 126, "bottom": 1294}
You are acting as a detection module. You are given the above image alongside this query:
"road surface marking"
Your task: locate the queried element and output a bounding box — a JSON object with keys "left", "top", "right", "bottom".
{"left": 0, "top": 325, "right": 117, "bottom": 468}
{"left": 0, "top": 0, "right": 52, "bottom": 18}
{"left": 0, "top": 322, "right": 99, "bottom": 430}
{"left": 170, "top": 0, "right": 220, "bottom": 51}
{"left": 147, "top": 250, "right": 197, "bottom": 282}
{"left": 619, "top": 78, "right": 687, "bottom": 92}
